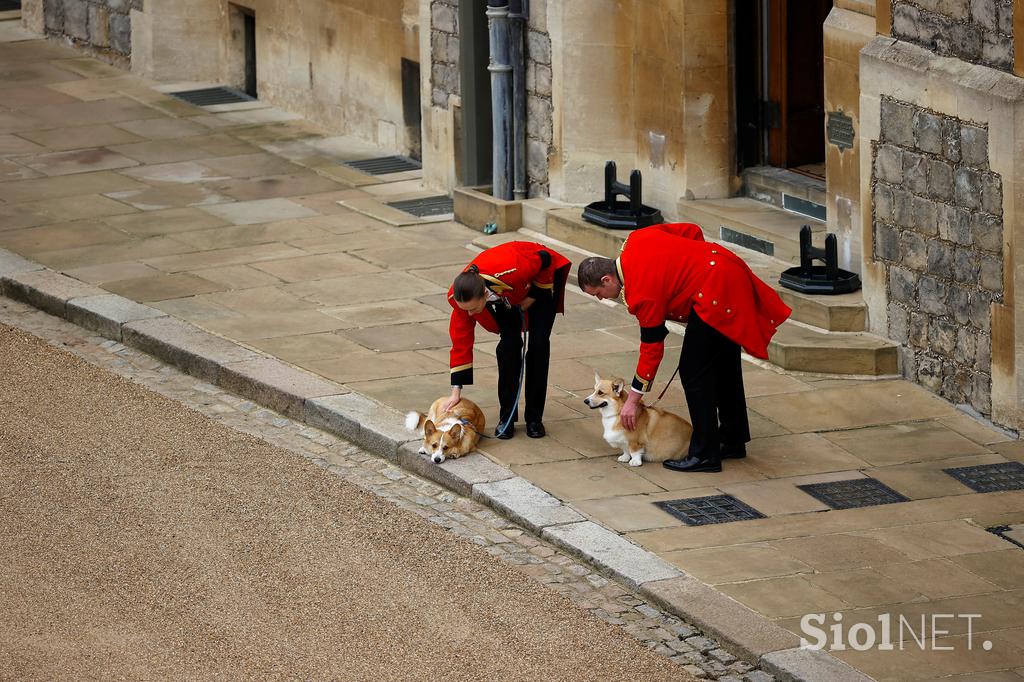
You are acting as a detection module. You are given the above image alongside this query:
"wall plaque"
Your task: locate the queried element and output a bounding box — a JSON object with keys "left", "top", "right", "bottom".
{"left": 827, "top": 110, "right": 855, "bottom": 151}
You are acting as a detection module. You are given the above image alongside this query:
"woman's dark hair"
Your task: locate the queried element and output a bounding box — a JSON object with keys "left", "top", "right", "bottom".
{"left": 453, "top": 264, "right": 486, "bottom": 302}
{"left": 577, "top": 257, "right": 617, "bottom": 289}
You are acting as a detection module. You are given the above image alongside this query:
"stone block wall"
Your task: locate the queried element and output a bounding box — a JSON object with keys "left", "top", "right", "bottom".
{"left": 430, "top": 0, "right": 459, "bottom": 108}
{"left": 525, "top": 0, "right": 552, "bottom": 198}
{"left": 872, "top": 96, "right": 1002, "bottom": 415}
{"left": 43, "top": 0, "right": 140, "bottom": 65}
{"left": 890, "top": 0, "right": 1014, "bottom": 71}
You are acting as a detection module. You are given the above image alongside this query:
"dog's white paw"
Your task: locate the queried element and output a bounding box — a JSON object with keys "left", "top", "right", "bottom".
{"left": 617, "top": 453, "right": 631, "bottom": 463}
{"left": 629, "top": 458, "right": 643, "bottom": 467}
{"left": 418, "top": 446, "right": 427, "bottom": 455}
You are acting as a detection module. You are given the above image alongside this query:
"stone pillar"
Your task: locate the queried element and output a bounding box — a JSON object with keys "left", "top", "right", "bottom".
{"left": 860, "top": 37, "right": 1022, "bottom": 430}
{"left": 823, "top": 5, "right": 876, "bottom": 272}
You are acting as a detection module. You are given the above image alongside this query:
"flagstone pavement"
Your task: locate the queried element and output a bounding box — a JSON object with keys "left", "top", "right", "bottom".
{"left": 2, "top": 27, "right": 1024, "bottom": 681}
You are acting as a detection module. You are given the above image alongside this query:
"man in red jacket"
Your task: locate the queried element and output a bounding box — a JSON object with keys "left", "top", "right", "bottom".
{"left": 446, "top": 241, "right": 572, "bottom": 439}
{"left": 578, "top": 223, "right": 791, "bottom": 472}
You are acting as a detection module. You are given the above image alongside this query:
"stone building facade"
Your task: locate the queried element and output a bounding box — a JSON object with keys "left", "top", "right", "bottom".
{"left": 872, "top": 97, "right": 1002, "bottom": 415}
{"left": 38, "top": 0, "right": 139, "bottom": 66}
{"left": 891, "top": 0, "right": 1014, "bottom": 71}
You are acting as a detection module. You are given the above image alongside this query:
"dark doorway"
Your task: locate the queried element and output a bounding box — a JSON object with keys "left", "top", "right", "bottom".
{"left": 243, "top": 9, "right": 257, "bottom": 98}
{"left": 735, "top": 0, "right": 832, "bottom": 175}
{"left": 401, "top": 59, "right": 422, "bottom": 160}
{"left": 458, "top": 0, "right": 492, "bottom": 187}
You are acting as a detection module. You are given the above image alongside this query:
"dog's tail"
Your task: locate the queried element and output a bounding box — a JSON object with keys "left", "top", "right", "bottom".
{"left": 404, "top": 411, "right": 426, "bottom": 433}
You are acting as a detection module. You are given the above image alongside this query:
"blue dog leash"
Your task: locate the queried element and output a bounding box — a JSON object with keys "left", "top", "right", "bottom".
{"left": 477, "top": 306, "right": 528, "bottom": 440}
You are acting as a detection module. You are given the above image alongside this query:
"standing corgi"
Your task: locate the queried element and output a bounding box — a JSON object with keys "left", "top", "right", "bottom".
{"left": 583, "top": 372, "right": 692, "bottom": 466}
{"left": 405, "top": 396, "right": 486, "bottom": 464}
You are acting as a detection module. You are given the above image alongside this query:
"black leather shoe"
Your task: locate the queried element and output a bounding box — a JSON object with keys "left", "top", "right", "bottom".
{"left": 662, "top": 456, "right": 722, "bottom": 473}
{"left": 495, "top": 424, "right": 515, "bottom": 439}
{"left": 720, "top": 444, "right": 747, "bottom": 459}
{"left": 526, "top": 421, "right": 545, "bottom": 438}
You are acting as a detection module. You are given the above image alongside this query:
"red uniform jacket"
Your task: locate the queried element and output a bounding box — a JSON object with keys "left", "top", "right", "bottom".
{"left": 618, "top": 223, "right": 792, "bottom": 392}
{"left": 448, "top": 241, "right": 571, "bottom": 385}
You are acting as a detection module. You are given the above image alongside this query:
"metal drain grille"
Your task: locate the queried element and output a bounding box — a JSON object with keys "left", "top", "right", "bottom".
{"left": 944, "top": 461, "right": 1024, "bottom": 493}
{"left": 169, "top": 87, "right": 255, "bottom": 106}
{"left": 387, "top": 195, "right": 453, "bottom": 218}
{"left": 0, "top": 0, "right": 22, "bottom": 10}
{"left": 987, "top": 525, "right": 1024, "bottom": 550}
{"left": 798, "top": 478, "right": 909, "bottom": 510}
{"left": 655, "top": 494, "right": 765, "bottom": 526}
{"left": 344, "top": 155, "right": 422, "bottom": 175}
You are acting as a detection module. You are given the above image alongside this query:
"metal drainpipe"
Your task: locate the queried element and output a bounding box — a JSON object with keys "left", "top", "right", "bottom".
{"left": 509, "top": 0, "right": 528, "bottom": 200}
{"left": 487, "top": 0, "right": 513, "bottom": 200}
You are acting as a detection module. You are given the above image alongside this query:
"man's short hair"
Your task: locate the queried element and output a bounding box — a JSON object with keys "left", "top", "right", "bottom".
{"left": 577, "top": 257, "right": 616, "bottom": 289}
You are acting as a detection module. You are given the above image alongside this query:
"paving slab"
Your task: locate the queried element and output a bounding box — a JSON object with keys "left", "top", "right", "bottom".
{"left": 104, "top": 183, "right": 234, "bottom": 210}
{"left": 16, "top": 146, "right": 139, "bottom": 175}
{"left": 66, "top": 293, "right": 167, "bottom": 340}
{"left": 199, "top": 197, "right": 320, "bottom": 225}
{"left": 15, "top": 122, "right": 143, "bottom": 151}
{"left": 102, "top": 207, "right": 231, "bottom": 237}
{"left": 118, "top": 160, "right": 232, "bottom": 184}
{"left": 512, "top": 458, "right": 665, "bottom": 500}
{"left": 103, "top": 273, "right": 226, "bottom": 302}
{"left": 0, "top": 221, "right": 142, "bottom": 255}
{"left": 321, "top": 299, "right": 446, "bottom": 328}
{"left": 472, "top": 477, "right": 585, "bottom": 532}
{"left": 250, "top": 252, "right": 382, "bottom": 281}
{"left": 541, "top": 520, "right": 682, "bottom": 589}
{"left": 193, "top": 286, "right": 317, "bottom": 314}
{"left": 0, "top": 169, "right": 146, "bottom": 203}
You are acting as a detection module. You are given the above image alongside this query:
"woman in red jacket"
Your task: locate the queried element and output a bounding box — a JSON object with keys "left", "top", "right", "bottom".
{"left": 445, "top": 241, "right": 571, "bottom": 439}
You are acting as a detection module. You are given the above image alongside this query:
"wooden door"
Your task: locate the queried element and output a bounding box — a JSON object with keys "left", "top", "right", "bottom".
{"left": 766, "top": 0, "right": 832, "bottom": 169}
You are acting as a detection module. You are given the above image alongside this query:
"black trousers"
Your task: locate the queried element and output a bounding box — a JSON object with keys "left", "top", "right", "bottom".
{"left": 678, "top": 310, "right": 751, "bottom": 460}
{"left": 490, "top": 291, "right": 555, "bottom": 426}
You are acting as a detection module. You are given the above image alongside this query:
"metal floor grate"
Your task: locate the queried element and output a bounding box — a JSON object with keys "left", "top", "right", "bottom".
{"left": 0, "top": 0, "right": 22, "bottom": 10}
{"left": 344, "top": 155, "right": 422, "bottom": 175}
{"left": 798, "top": 478, "right": 909, "bottom": 510}
{"left": 944, "top": 461, "right": 1024, "bottom": 493}
{"left": 655, "top": 494, "right": 765, "bottom": 526}
{"left": 168, "top": 86, "right": 255, "bottom": 106}
{"left": 387, "top": 195, "right": 453, "bottom": 218}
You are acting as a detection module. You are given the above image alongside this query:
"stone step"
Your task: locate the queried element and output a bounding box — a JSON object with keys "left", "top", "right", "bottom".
{"left": 768, "top": 323, "right": 899, "bottom": 376}
{"left": 742, "top": 165, "right": 827, "bottom": 218}
{"left": 537, "top": 208, "right": 865, "bottom": 332}
{"left": 675, "top": 197, "right": 825, "bottom": 264}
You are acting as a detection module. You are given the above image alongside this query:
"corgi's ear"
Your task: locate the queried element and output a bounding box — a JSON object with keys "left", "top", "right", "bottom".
{"left": 594, "top": 370, "right": 601, "bottom": 385}
{"left": 424, "top": 420, "right": 436, "bottom": 436}
{"left": 449, "top": 423, "right": 464, "bottom": 440}
{"left": 612, "top": 379, "right": 624, "bottom": 394}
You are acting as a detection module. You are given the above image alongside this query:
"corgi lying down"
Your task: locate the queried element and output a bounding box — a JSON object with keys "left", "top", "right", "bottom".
{"left": 405, "top": 396, "right": 486, "bottom": 464}
{"left": 583, "top": 372, "right": 693, "bottom": 467}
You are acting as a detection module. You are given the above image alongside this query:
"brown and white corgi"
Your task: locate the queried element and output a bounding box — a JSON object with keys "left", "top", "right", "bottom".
{"left": 583, "top": 372, "right": 693, "bottom": 467}
{"left": 405, "top": 396, "right": 487, "bottom": 464}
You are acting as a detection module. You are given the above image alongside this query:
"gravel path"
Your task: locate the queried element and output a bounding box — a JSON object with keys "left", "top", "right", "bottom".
{"left": 0, "top": 321, "right": 690, "bottom": 681}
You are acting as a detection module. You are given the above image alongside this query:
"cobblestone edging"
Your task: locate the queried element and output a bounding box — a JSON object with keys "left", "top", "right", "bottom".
{"left": 0, "top": 247, "right": 869, "bottom": 682}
